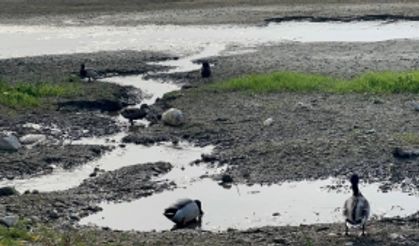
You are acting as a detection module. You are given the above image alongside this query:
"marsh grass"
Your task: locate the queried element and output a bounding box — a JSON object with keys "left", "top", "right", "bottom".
{"left": 0, "top": 81, "right": 80, "bottom": 108}
{"left": 212, "top": 71, "right": 419, "bottom": 94}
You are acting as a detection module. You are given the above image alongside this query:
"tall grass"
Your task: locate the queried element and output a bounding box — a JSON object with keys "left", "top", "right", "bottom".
{"left": 0, "top": 81, "right": 80, "bottom": 108}
{"left": 212, "top": 71, "right": 419, "bottom": 94}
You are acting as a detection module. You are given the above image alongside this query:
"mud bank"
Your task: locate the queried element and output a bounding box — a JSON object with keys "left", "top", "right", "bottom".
{"left": 127, "top": 91, "right": 419, "bottom": 190}
{"left": 2, "top": 1, "right": 419, "bottom": 26}
{"left": 0, "top": 50, "right": 174, "bottom": 83}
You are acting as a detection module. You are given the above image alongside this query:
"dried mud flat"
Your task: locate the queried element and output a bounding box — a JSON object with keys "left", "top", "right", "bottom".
{"left": 0, "top": 1, "right": 418, "bottom": 245}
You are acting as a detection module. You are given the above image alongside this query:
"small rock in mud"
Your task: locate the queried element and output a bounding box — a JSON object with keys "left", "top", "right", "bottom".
{"left": 48, "top": 210, "right": 59, "bottom": 220}
{"left": 295, "top": 101, "right": 312, "bottom": 111}
{"left": 393, "top": 147, "right": 419, "bottom": 159}
{"left": 406, "top": 101, "right": 419, "bottom": 111}
{"left": 221, "top": 174, "right": 234, "bottom": 184}
{"left": 263, "top": 117, "right": 274, "bottom": 127}
{"left": 201, "top": 154, "right": 218, "bottom": 163}
{"left": 0, "top": 215, "right": 19, "bottom": 227}
{"left": 162, "top": 108, "right": 185, "bottom": 126}
{"left": 365, "top": 129, "right": 376, "bottom": 134}
{"left": 0, "top": 134, "right": 22, "bottom": 152}
{"left": 19, "top": 134, "right": 47, "bottom": 145}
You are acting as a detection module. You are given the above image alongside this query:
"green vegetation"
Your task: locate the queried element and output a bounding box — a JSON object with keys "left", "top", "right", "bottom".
{"left": 212, "top": 71, "right": 419, "bottom": 94}
{"left": 394, "top": 132, "right": 419, "bottom": 146}
{"left": 0, "top": 222, "right": 96, "bottom": 246}
{"left": 0, "top": 81, "right": 80, "bottom": 108}
{"left": 0, "top": 221, "right": 36, "bottom": 246}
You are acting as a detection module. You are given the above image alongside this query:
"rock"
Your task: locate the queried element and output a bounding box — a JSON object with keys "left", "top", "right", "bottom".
{"left": 48, "top": 209, "right": 59, "bottom": 220}
{"left": 0, "top": 215, "right": 19, "bottom": 227}
{"left": 272, "top": 212, "right": 280, "bottom": 216}
{"left": 393, "top": 147, "right": 419, "bottom": 159}
{"left": 344, "top": 242, "right": 354, "bottom": 246}
{"left": 365, "top": 129, "right": 376, "bottom": 134}
{"left": 407, "top": 101, "right": 419, "bottom": 111}
{"left": 19, "top": 134, "right": 46, "bottom": 145}
{"left": 162, "top": 108, "right": 185, "bottom": 126}
{"left": 272, "top": 238, "right": 287, "bottom": 244}
{"left": 0, "top": 134, "right": 22, "bottom": 151}
{"left": 389, "top": 233, "right": 405, "bottom": 240}
{"left": 221, "top": 174, "right": 233, "bottom": 184}
{"left": 295, "top": 102, "right": 312, "bottom": 111}
{"left": 201, "top": 154, "right": 217, "bottom": 163}
{"left": 263, "top": 117, "right": 274, "bottom": 127}
{"left": 69, "top": 214, "right": 80, "bottom": 221}
{"left": 0, "top": 187, "right": 19, "bottom": 197}
{"left": 30, "top": 216, "right": 40, "bottom": 223}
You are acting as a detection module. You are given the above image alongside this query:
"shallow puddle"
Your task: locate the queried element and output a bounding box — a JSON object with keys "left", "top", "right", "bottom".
{"left": 1, "top": 21, "right": 419, "bottom": 59}
{"left": 0, "top": 141, "right": 213, "bottom": 192}
{"left": 80, "top": 178, "right": 419, "bottom": 232}
{"left": 100, "top": 75, "right": 181, "bottom": 105}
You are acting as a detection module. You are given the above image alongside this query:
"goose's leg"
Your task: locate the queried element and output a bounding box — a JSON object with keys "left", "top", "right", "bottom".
{"left": 345, "top": 223, "right": 349, "bottom": 236}
{"left": 362, "top": 224, "right": 366, "bottom": 236}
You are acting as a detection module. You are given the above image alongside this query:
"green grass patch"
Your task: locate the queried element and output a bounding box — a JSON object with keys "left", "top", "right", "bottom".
{"left": 394, "top": 132, "right": 419, "bottom": 146}
{"left": 0, "top": 221, "right": 36, "bottom": 246}
{"left": 211, "top": 71, "right": 419, "bottom": 94}
{"left": 0, "top": 81, "right": 80, "bottom": 108}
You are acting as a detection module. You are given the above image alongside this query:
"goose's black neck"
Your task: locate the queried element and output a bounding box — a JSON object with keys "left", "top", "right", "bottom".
{"left": 350, "top": 174, "right": 360, "bottom": 196}
{"left": 351, "top": 183, "right": 360, "bottom": 196}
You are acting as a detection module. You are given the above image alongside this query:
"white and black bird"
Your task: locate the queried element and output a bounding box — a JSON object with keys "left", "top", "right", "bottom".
{"left": 343, "top": 174, "right": 370, "bottom": 236}
{"left": 163, "top": 199, "right": 203, "bottom": 227}
{"left": 79, "top": 63, "right": 99, "bottom": 82}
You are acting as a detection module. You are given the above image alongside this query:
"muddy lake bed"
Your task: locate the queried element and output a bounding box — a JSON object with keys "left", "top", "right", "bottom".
{"left": 0, "top": 6, "right": 419, "bottom": 245}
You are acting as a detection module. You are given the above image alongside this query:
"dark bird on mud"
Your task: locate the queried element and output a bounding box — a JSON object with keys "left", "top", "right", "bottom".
{"left": 80, "top": 63, "right": 99, "bottom": 82}
{"left": 120, "top": 104, "right": 149, "bottom": 126}
{"left": 201, "top": 61, "right": 211, "bottom": 78}
{"left": 343, "top": 174, "right": 370, "bottom": 236}
{"left": 163, "top": 199, "right": 203, "bottom": 227}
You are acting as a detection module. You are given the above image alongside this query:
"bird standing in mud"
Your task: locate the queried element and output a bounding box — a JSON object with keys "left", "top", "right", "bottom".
{"left": 163, "top": 199, "right": 203, "bottom": 228}
{"left": 343, "top": 174, "right": 370, "bottom": 236}
{"left": 201, "top": 61, "right": 211, "bottom": 78}
{"left": 79, "top": 63, "right": 99, "bottom": 82}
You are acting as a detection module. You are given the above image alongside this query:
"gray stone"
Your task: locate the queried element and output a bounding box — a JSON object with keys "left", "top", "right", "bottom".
{"left": 263, "top": 117, "right": 274, "bottom": 126}
{"left": 0, "top": 215, "right": 19, "bottom": 227}
{"left": 19, "top": 134, "right": 46, "bottom": 145}
{"left": 0, "top": 134, "right": 22, "bottom": 151}
{"left": 162, "top": 108, "right": 185, "bottom": 126}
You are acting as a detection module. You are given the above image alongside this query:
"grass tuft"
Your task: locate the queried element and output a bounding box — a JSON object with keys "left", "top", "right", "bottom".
{"left": 0, "top": 81, "right": 80, "bottom": 108}
{"left": 212, "top": 71, "right": 419, "bottom": 94}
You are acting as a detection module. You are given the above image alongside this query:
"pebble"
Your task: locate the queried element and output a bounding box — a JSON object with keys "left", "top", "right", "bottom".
{"left": 0, "top": 215, "right": 19, "bottom": 227}
{"left": 263, "top": 117, "right": 274, "bottom": 127}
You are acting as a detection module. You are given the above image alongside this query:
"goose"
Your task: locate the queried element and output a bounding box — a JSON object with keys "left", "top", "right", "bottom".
{"left": 79, "top": 63, "right": 99, "bottom": 82}
{"left": 163, "top": 199, "right": 203, "bottom": 227}
{"left": 343, "top": 174, "right": 370, "bottom": 236}
{"left": 201, "top": 61, "right": 211, "bottom": 78}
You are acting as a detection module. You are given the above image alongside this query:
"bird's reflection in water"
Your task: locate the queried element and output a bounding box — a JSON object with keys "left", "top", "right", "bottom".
{"left": 170, "top": 218, "right": 203, "bottom": 231}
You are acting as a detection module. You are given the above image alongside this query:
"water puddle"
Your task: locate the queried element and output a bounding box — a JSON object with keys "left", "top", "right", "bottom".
{"left": 0, "top": 141, "right": 213, "bottom": 193}
{"left": 1, "top": 21, "right": 419, "bottom": 59}
{"left": 80, "top": 178, "right": 419, "bottom": 232}
{"left": 100, "top": 75, "right": 181, "bottom": 106}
